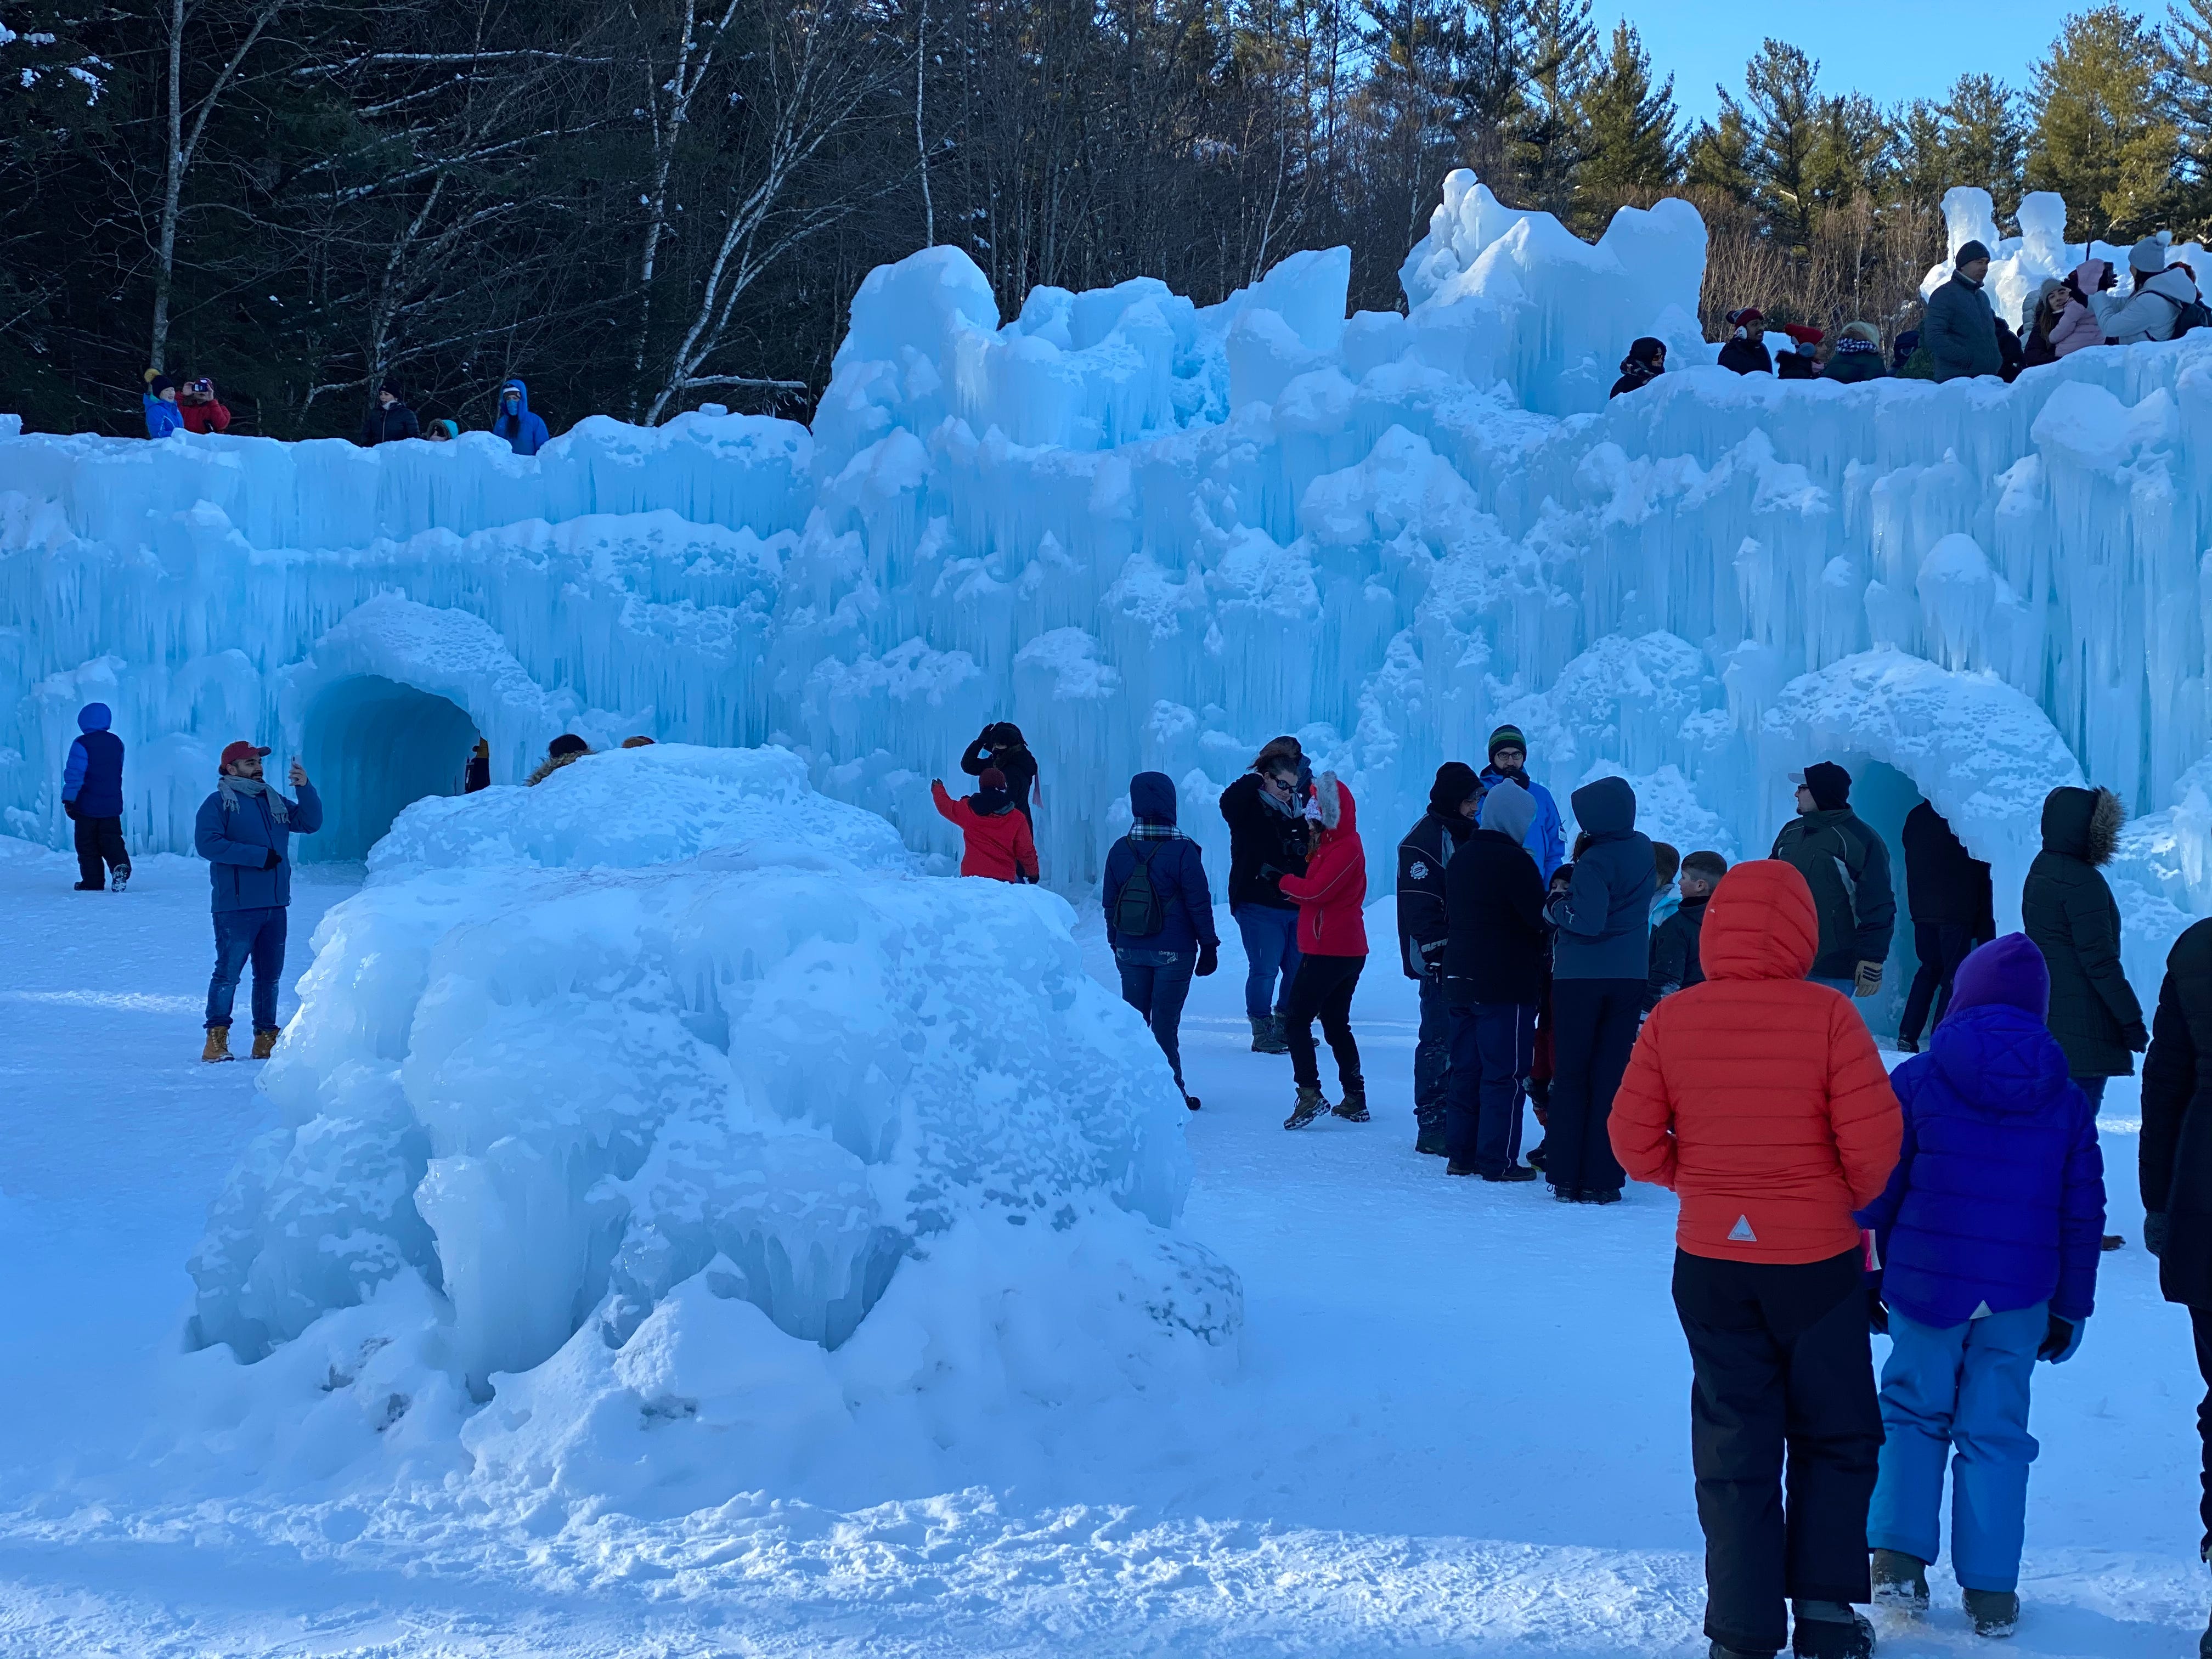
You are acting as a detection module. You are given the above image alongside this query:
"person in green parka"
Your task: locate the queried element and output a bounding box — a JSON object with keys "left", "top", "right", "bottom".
{"left": 1821, "top": 321, "right": 1889, "bottom": 384}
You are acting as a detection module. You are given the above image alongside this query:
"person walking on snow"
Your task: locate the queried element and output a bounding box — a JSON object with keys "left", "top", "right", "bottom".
{"left": 194, "top": 742, "right": 323, "bottom": 1062}
{"left": 62, "top": 702, "right": 131, "bottom": 892}
{"left": 1398, "top": 761, "right": 1483, "bottom": 1155}
{"left": 1718, "top": 308, "right": 1773, "bottom": 375}
{"left": 360, "top": 379, "right": 421, "bottom": 445}
{"left": 2138, "top": 916, "right": 2212, "bottom": 1659}
{"left": 1478, "top": 726, "right": 1564, "bottom": 879}
{"left": 1611, "top": 859, "right": 1901, "bottom": 1659}
{"left": 1855, "top": 934, "right": 2105, "bottom": 1640}
{"left": 1923, "top": 241, "right": 2005, "bottom": 381}
{"left": 1441, "top": 778, "right": 1549, "bottom": 1180}
{"left": 1898, "top": 800, "right": 1993, "bottom": 1053}
{"left": 1543, "top": 775, "right": 1654, "bottom": 1204}
{"left": 2101, "top": 238, "right": 2204, "bottom": 345}
{"left": 491, "top": 379, "right": 550, "bottom": 456}
{"left": 931, "top": 769, "right": 1038, "bottom": 883}
{"left": 1646, "top": 850, "right": 1728, "bottom": 1010}
{"left": 1279, "top": 772, "right": 1369, "bottom": 1130}
{"left": 1219, "top": 738, "right": 1312, "bottom": 1054}
{"left": 1103, "top": 772, "right": 1219, "bottom": 1111}
{"left": 961, "top": 722, "right": 1040, "bottom": 826}
{"left": 143, "top": 372, "right": 183, "bottom": 438}
{"left": 1769, "top": 763, "right": 1895, "bottom": 1006}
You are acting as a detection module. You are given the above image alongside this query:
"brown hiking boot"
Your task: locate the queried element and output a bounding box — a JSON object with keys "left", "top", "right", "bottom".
{"left": 1284, "top": 1084, "right": 1326, "bottom": 1130}
{"left": 1331, "top": 1076, "right": 1369, "bottom": 1121}
{"left": 202, "top": 1025, "right": 234, "bottom": 1063}
{"left": 251, "top": 1026, "right": 281, "bottom": 1059}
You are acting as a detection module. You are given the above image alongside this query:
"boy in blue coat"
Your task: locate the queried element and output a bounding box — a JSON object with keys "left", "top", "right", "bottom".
{"left": 1104, "top": 771, "right": 1218, "bottom": 1110}
{"left": 1856, "top": 933, "right": 2105, "bottom": 1638}
{"left": 62, "top": 702, "right": 131, "bottom": 891}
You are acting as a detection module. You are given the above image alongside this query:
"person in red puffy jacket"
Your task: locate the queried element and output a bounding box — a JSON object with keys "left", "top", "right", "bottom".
{"left": 178, "top": 376, "right": 232, "bottom": 433}
{"left": 931, "top": 770, "right": 1037, "bottom": 883}
{"left": 1278, "top": 771, "right": 1369, "bottom": 1130}
{"left": 1611, "top": 859, "right": 1901, "bottom": 1659}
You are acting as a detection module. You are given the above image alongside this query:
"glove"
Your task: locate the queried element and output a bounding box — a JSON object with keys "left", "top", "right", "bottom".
{"left": 2145, "top": 1211, "right": 2169, "bottom": 1257}
{"left": 2126, "top": 1020, "right": 2150, "bottom": 1053}
{"left": 63, "top": 799, "right": 78, "bottom": 821}
{"left": 262, "top": 848, "right": 282, "bottom": 870}
{"left": 1867, "top": 1285, "right": 1889, "bottom": 1336}
{"left": 1853, "top": 961, "right": 1884, "bottom": 997}
{"left": 2038, "top": 1313, "right": 2084, "bottom": 1363}
{"left": 1196, "top": 941, "right": 1218, "bottom": 978}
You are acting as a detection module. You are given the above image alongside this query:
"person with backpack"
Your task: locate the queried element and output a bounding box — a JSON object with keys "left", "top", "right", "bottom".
{"left": 1279, "top": 772, "right": 1369, "bottom": 1131}
{"left": 1398, "top": 761, "right": 1482, "bottom": 1154}
{"left": 1898, "top": 800, "right": 1993, "bottom": 1054}
{"left": 2102, "top": 239, "right": 2207, "bottom": 345}
{"left": 961, "top": 721, "right": 1041, "bottom": 827}
{"left": 1646, "top": 850, "right": 1726, "bottom": 1011}
{"left": 1769, "top": 763, "right": 1895, "bottom": 1009}
{"left": 931, "top": 769, "right": 1038, "bottom": 883}
{"left": 62, "top": 702, "right": 131, "bottom": 892}
{"left": 1858, "top": 934, "right": 2105, "bottom": 1640}
{"left": 1103, "top": 772, "right": 1219, "bottom": 1110}
{"left": 194, "top": 742, "right": 323, "bottom": 1062}
{"left": 1219, "top": 738, "right": 1312, "bottom": 1054}
{"left": 1441, "top": 779, "right": 1549, "bottom": 1180}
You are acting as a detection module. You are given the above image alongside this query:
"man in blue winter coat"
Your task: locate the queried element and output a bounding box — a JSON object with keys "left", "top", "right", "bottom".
{"left": 1856, "top": 933, "right": 2105, "bottom": 1638}
{"left": 1477, "top": 725, "right": 1565, "bottom": 880}
{"left": 62, "top": 702, "right": 131, "bottom": 891}
{"left": 490, "top": 379, "right": 551, "bottom": 456}
{"left": 1104, "top": 771, "right": 1219, "bottom": 1110}
{"left": 194, "top": 741, "right": 324, "bottom": 1062}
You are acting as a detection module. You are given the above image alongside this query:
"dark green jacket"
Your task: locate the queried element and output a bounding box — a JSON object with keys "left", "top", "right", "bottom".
{"left": 1923, "top": 273, "right": 2003, "bottom": 382}
{"left": 1821, "top": 347, "right": 1887, "bottom": 385}
{"left": 1769, "top": 808, "right": 1896, "bottom": 980}
{"left": 2022, "top": 786, "right": 2145, "bottom": 1077}
{"left": 2143, "top": 917, "right": 2212, "bottom": 1306}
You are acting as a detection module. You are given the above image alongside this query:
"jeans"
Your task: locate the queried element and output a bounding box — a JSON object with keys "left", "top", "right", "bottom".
{"left": 206, "top": 906, "right": 289, "bottom": 1032}
{"left": 1116, "top": 946, "right": 1197, "bottom": 1088}
{"left": 72, "top": 814, "right": 129, "bottom": 887}
{"left": 1547, "top": 978, "right": 1643, "bottom": 1197}
{"left": 1674, "top": 1248, "right": 1882, "bottom": 1656}
{"left": 1414, "top": 975, "right": 1451, "bottom": 1130}
{"left": 1233, "top": 904, "right": 1302, "bottom": 1022}
{"left": 1444, "top": 1000, "right": 1534, "bottom": 1173}
{"left": 1285, "top": 953, "right": 1363, "bottom": 1091}
{"left": 1899, "top": 921, "right": 1977, "bottom": 1045}
{"left": 1869, "top": 1302, "right": 2044, "bottom": 1592}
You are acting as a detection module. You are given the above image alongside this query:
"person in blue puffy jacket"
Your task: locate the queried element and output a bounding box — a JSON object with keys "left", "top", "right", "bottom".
{"left": 490, "top": 379, "right": 550, "bottom": 456}
{"left": 63, "top": 702, "right": 131, "bottom": 891}
{"left": 143, "top": 372, "right": 184, "bottom": 438}
{"left": 1856, "top": 933, "right": 2106, "bottom": 1637}
{"left": 1103, "top": 771, "right": 1218, "bottom": 1110}
{"left": 193, "top": 741, "right": 324, "bottom": 1062}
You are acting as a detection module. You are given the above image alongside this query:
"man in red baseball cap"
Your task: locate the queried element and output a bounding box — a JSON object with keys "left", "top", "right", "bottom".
{"left": 191, "top": 741, "right": 322, "bottom": 1062}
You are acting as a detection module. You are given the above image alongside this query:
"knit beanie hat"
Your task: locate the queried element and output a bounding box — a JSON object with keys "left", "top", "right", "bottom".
{"left": 1947, "top": 933, "right": 2051, "bottom": 1021}
{"left": 979, "top": 766, "right": 1007, "bottom": 792}
{"left": 1839, "top": 321, "right": 1880, "bottom": 344}
{"left": 1487, "top": 725, "right": 1527, "bottom": 760}
{"left": 1791, "top": 760, "right": 1852, "bottom": 811}
{"left": 1954, "top": 239, "right": 1992, "bottom": 266}
{"left": 1429, "top": 760, "right": 1481, "bottom": 815}
{"left": 2130, "top": 236, "right": 2168, "bottom": 275}
{"left": 147, "top": 371, "right": 177, "bottom": 397}
{"left": 1726, "top": 307, "right": 1764, "bottom": 328}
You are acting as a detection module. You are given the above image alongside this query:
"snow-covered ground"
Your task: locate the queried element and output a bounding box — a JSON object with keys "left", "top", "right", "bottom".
{"left": 1, "top": 839, "right": 2204, "bottom": 1657}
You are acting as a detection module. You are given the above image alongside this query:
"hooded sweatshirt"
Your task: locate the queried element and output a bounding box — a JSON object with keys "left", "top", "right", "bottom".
{"left": 1102, "top": 771, "right": 1218, "bottom": 954}
{"left": 1856, "top": 933, "right": 2105, "bottom": 1327}
{"left": 1547, "top": 776, "right": 1654, "bottom": 980}
{"left": 63, "top": 702, "right": 126, "bottom": 818}
{"left": 492, "top": 379, "right": 551, "bottom": 456}
{"left": 2023, "top": 785, "right": 2143, "bottom": 1076}
{"left": 1442, "top": 782, "right": 1550, "bottom": 1006}
{"left": 1278, "top": 773, "right": 1367, "bottom": 957}
{"left": 2049, "top": 261, "right": 2109, "bottom": 357}
{"left": 1611, "top": 860, "right": 1901, "bottom": 1262}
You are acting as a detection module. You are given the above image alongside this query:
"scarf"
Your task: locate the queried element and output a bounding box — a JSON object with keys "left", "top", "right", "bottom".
{"left": 1128, "top": 820, "right": 1183, "bottom": 840}
{"left": 1833, "top": 336, "right": 1878, "bottom": 355}
{"left": 219, "top": 773, "right": 289, "bottom": 824}
{"left": 1615, "top": 357, "right": 1659, "bottom": 389}
{"left": 1257, "top": 781, "right": 1301, "bottom": 819}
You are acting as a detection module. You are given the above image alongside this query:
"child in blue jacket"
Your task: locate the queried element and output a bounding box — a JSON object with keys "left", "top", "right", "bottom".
{"left": 1856, "top": 933, "right": 2105, "bottom": 1638}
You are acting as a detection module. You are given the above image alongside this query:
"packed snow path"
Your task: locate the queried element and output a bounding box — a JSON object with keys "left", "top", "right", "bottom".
{"left": 0, "top": 843, "right": 2204, "bottom": 1657}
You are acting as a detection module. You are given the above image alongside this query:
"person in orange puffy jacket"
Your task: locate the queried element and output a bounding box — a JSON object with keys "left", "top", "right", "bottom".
{"left": 931, "top": 769, "right": 1038, "bottom": 883}
{"left": 1610, "top": 859, "right": 1901, "bottom": 1659}
{"left": 1278, "top": 771, "right": 1369, "bottom": 1131}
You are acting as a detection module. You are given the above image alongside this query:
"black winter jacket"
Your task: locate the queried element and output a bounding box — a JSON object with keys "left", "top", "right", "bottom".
{"left": 1443, "top": 828, "right": 1551, "bottom": 1006}
{"left": 1219, "top": 772, "right": 1310, "bottom": 910}
{"left": 2023, "top": 786, "right": 2145, "bottom": 1077}
{"left": 1776, "top": 351, "right": 1819, "bottom": 379}
{"left": 360, "top": 401, "right": 421, "bottom": 445}
{"left": 1396, "top": 809, "right": 1472, "bottom": 978}
{"left": 1769, "top": 806, "right": 1896, "bottom": 980}
{"left": 1903, "top": 800, "right": 1993, "bottom": 931}
{"left": 1547, "top": 776, "right": 1654, "bottom": 980}
{"left": 2143, "top": 917, "right": 2212, "bottom": 1307}
{"left": 1717, "top": 337, "right": 1773, "bottom": 375}
{"left": 1644, "top": 892, "right": 1711, "bottom": 1012}
{"left": 961, "top": 737, "right": 1038, "bottom": 825}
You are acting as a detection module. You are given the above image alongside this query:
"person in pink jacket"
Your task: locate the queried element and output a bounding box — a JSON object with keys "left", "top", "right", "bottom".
{"left": 2049, "top": 260, "right": 2113, "bottom": 358}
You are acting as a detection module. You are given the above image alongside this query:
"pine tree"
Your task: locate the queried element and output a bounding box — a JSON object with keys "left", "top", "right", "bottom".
{"left": 1804, "top": 91, "right": 1888, "bottom": 217}
{"left": 1737, "top": 39, "right": 1824, "bottom": 253}
{"left": 1572, "top": 19, "right": 1678, "bottom": 227}
{"left": 1503, "top": 0, "right": 1596, "bottom": 218}
{"left": 2026, "top": 4, "right": 2181, "bottom": 241}
{"left": 1683, "top": 103, "right": 1754, "bottom": 203}
{"left": 1938, "top": 74, "right": 2027, "bottom": 222}
{"left": 2167, "top": 0, "right": 2212, "bottom": 230}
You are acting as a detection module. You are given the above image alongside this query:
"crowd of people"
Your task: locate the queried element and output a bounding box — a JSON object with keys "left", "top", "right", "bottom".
{"left": 52, "top": 706, "right": 2212, "bottom": 1658}
{"left": 139, "top": 371, "right": 544, "bottom": 453}
{"left": 1613, "top": 238, "right": 2209, "bottom": 399}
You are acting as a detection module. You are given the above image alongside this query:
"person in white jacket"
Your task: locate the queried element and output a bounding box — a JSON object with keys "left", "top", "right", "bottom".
{"left": 2098, "top": 238, "right": 2202, "bottom": 345}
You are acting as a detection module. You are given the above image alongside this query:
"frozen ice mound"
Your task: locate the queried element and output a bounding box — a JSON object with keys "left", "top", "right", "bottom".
{"left": 181, "top": 744, "right": 1236, "bottom": 1496}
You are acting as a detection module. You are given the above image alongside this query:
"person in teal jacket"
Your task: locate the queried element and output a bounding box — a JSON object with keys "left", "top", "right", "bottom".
{"left": 193, "top": 741, "right": 323, "bottom": 1061}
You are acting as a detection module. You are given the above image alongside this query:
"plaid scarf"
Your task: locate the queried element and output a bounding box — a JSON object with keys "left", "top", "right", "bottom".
{"left": 1128, "top": 821, "right": 1183, "bottom": 840}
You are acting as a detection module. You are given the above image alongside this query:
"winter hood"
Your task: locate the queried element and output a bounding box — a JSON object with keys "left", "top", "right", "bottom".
{"left": 1128, "top": 770, "right": 1177, "bottom": 825}
{"left": 77, "top": 702, "right": 112, "bottom": 733}
{"left": 1309, "top": 771, "right": 1356, "bottom": 837}
{"left": 1929, "top": 934, "right": 2075, "bottom": 1114}
{"left": 1568, "top": 775, "right": 1637, "bottom": 838}
{"left": 1699, "top": 860, "right": 1817, "bottom": 983}
{"left": 1948, "top": 932, "right": 2050, "bottom": 1021}
{"left": 498, "top": 379, "right": 532, "bottom": 415}
{"left": 2140, "top": 266, "right": 2200, "bottom": 308}
{"left": 2040, "top": 785, "right": 2122, "bottom": 866}
{"left": 1479, "top": 778, "right": 1538, "bottom": 845}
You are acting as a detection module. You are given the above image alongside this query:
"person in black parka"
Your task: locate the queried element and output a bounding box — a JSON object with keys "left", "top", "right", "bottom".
{"left": 1717, "top": 308, "right": 1774, "bottom": 375}
{"left": 1103, "top": 771, "right": 1218, "bottom": 1110}
{"left": 1769, "top": 761, "right": 1895, "bottom": 1005}
{"left": 961, "top": 722, "right": 1039, "bottom": 826}
{"left": 1441, "top": 780, "right": 1550, "bottom": 1180}
{"left": 2022, "top": 786, "right": 2145, "bottom": 1109}
{"left": 1219, "top": 737, "right": 1312, "bottom": 1053}
{"left": 62, "top": 702, "right": 131, "bottom": 891}
{"left": 1898, "top": 800, "right": 1995, "bottom": 1051}
{"left": 1398, "top": 761, "right": 1482, "bottom": 1154}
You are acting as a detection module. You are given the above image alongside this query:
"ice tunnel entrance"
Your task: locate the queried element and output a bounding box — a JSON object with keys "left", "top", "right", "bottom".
{"left": 300, "top": 675, "right": 480, "bottom": 861}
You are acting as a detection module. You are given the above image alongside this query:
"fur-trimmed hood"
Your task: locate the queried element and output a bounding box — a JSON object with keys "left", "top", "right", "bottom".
{"left": 1310, "top": 769, "right": 1353, "bottom": 835}
{"left": 524, "top": 747, "right": 589, "bottom": 787}
{"left": 2040, "top": 785, "right": 2123, "bottom": 867}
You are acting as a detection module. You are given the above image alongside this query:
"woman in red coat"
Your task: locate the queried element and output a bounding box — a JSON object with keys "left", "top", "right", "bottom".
{"left": 1278, "top": 771, "right": 1370, "bottom": 1129}
{"left": 931, "top": 769, "right": 1038, "bottom": 883}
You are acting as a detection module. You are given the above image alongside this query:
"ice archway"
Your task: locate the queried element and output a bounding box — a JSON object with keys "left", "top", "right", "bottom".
{"left": 298, "top": 675, "right": 479, "bottom": 860}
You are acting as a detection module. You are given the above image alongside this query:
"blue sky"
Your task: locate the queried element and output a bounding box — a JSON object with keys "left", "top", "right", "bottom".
{"left": 1595, "top": 0, "right": 2152, "bottom": 124}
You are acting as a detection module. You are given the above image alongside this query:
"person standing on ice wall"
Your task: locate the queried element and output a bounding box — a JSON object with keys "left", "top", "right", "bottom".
{"left": 1855, "top": 934, "right": 2104, "bottom": 1641}
{"left": 1103, "top": 772, "right": 1218, "bottom": 1111}
{"left": 142, "top": 371, "right": 183, "bottom": 437}
{"left": 359, "top": 379, "right": 420, "bottom": 446}
{"left": 961, "top": 722, "right": 1040, "bottom": 827}
{"left": 1611, "top": 859, "right": 1900, "bottom": 1659}
{"left": 1769, "top": 763, "right": 1894, "bottom": 1009}
{"left": 490, "top": 379, "right": 550, "bottom": 456}
{"left": 1397, "top": 761, "right": 1482, "bottom": 1156}
{"left": 1610, "top": 337, "right": 1666, "bottom": 397}
{"left": 1922, "top": 241, "right": 2005, "bottom": 382}
{"left": 1717, "top": 309, "right": 1773, "bottom": 375}
{"left": 930, "top": 768, "right": 1038, "bottom": 882}
{"left": 1897, "top": 800, "right": 1993, "bottom": 1054}
{"left": 61, "top": 702, "right": 131, "bottom": 893}
{"left": 1477, "top": 726, "right": 1562, "bottom": 880}
{"left": 1441, "top": 778, "right": 1548, "bottom": 1181}
{"left": 1279, "top": 772, "right": 1369, "bottom": 1131}
{"left": 2138, "top": 915, "right": 2212, "bottom": 1659}
{"left": 1219, "top": 738, "right": 1312, "bottom": 1055}
{"left": 194, "top": 742, "right": 322, "bottom": 1063}
{"left": 2101, "top": 238, "right": 2205, "bottom": 345}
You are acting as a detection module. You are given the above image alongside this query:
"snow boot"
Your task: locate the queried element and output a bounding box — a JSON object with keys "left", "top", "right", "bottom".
{"left": 251, "top": 1027, "right": 281, "bottom": 1060}
{"left": 202, "top": 1025, "right": 235, "bottom": 1063}
{"left": 1709, "top": 1646, "right": 1775, "bottom": 1659}
{"left": 1483, "top": 1164, "right": 1539, "bottom": 1183}
{"left": 1446, "top": 1160, "right": 1477, "bottom": 1177}
{"left": 1331, "top": 1077, "right": 1369, "bottom": 1122}
{"left": 110, "top": 865, "right": 130, "bottom": 893}
{"left": 1415, "top": 1112, "right": 1447, "bottom": 1156}
{"left": 74, "top": 880, "right": 101, "bottom": 891}
{"left": 2101, "top": 1234, "right": 2124, "bottom": 1251}
{"left": 1250, "top": 1016, "right": 1288, "bottom": 1054}
{"left": 1580, "top": 1187, "right": 1622, "bottom": 1205}
{"left": 1869, "top": 1549, "right": 1928, "bottom": 1613}
{"left": 1962, "top": 1588, "right": 2018, "bottom": 1639}
{"left": 1284, "top": 1085, "right": 1326, "bottom": 1130}
{"left": 1525, "top": 1139, "right": 1548, "bottom": 1170}
{"left": 1895, "top": 1035, "right": 1919, "bottom": 1054}
{"left": 1791, "top": 1604, "right": 1874, "bottom": 1659}
{"left": 1552, "top": 1185, "right": 1581, "bottom": 1203}
{"left": 1182, "top": 1090, "right": 1201, "bottom": 1111}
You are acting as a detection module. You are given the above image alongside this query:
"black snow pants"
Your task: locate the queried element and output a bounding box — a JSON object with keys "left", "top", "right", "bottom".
{"left": 1285, "top": 953, "right": 1363, "bottom": 1092}
{"left": 1545, "top": 977, "right": 1642, "bottom": 1197}
{"left": 73, "top": 814, "right": 129, "bottom": 887}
